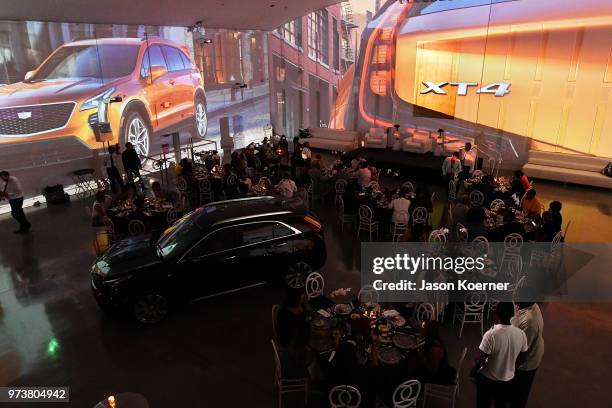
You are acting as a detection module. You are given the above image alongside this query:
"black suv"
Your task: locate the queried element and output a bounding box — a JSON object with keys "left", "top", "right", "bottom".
{"left": 91, "top": 197, "right": 326, "bottom": 323}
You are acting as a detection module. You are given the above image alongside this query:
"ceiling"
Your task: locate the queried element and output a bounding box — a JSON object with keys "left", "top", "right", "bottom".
{"left": 0, "top": 0, "right": 342, "bottom": 31}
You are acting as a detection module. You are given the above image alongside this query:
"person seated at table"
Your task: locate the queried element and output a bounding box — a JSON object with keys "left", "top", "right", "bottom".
{"left": 355, "top": 162, "right": 372, "bottom": 190}
{"left": 419, "top": 321, "right": 456, "bottom": 385}
{"left": 540, "top": 200, "right": 563, "bottom": 241}
{"left": 222, "top": 163, "right": 240, "bottom": 200}
{"left": 511, "top": 170, "right": 531, "bottom": 197}
{"left": 114, "top": 184, "right": 137, "bottom": 207}
{"left": 452, "top": 195, "right": 470, "bottom": 226}
{"left": 412, "top": 183, "right": 434, "bottom": 213}
{"left": 148, "top": 181, "right": 178, "bottom": 205}
{"left": 521, "top": 189, "right": 543, "bottom": 218}
{"left": 343, "top": 180, "right": 360, "bottom": 215}
{"left": 368, "top": 163, "right": 378, "bottom": 182}
{"left": 327, "top": 341, "right": 376, "bottom": 406}
{"left": 388, "top": 188, "right": 411, "bottom": 225}
{"left": 442, "top": 151, "right": 462, "bottom": 181}
{"left": 350, "top": 154, "right": 365, "bottom": 170}
{"left": 311, "top": 153, "right": 323, "bottom": 168}
{"left": 177, "top": 158, "right": 194, "bottom": 179}
{"left": 277, "top": 288, "right": 311, "bottom": 349}
{"left": 91, "top": 190, "right": 109, "bottom": 227}
{"left": 279, "top": 134, "right": 289, "bottom": 151}
{"left": 466, "top": 206, "right": 488, "bottom": 240}
{"left": 238, "top": 173, "right": 253, "bottom": 196}
{"left": 473, "top": 175, "right": 496, "bottom": 204}
{"left": 276, "top": 174, "right": 298, "bottom": 198}
{"left": 308, "top": 161, "right": 331, "bottom": 200}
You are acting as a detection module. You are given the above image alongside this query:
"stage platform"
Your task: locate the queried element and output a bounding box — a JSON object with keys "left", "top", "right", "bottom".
{"left": 342, "top": 147, "right": 446, "bottom": 185}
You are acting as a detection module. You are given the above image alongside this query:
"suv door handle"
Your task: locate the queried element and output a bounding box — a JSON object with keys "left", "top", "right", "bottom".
{"left": 272, "top": 242, "right": 287, "bottom": 248}
{"left": 169, "top": 79, "right": 176, "bottom": 85}
{"left": 224, "top": 255, "right": 237, "bottom": 261}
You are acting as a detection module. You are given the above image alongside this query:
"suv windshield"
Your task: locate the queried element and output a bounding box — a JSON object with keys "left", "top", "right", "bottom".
{"left": 31, "top": 44, "right": 140, "bottom": 81}
{"left": 157, "top": 208, "right": 204, "bottom": 260}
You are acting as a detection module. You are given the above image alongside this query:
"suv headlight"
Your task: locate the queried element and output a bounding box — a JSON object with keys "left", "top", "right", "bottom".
{"left": 80, "top": 88, "right": 116, "bottom": 111}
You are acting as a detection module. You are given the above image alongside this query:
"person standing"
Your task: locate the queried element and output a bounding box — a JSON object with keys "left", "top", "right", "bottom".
{"left": 470, "top": 302, "right": 528, "bottom": 408}
{"left": 460, "top": 142, "right": 477, "bottom": 176}
{"left": 104, "top": 145, "right": 124, "bottom": 193}
{"left": 511, "top": 302, "right": 544, "bottom": 408}
{"left": 0, "top": 171, "right": 31, "bottom": 234}
{"left": 121, "top": 142, "right": 142, "bottom": 186}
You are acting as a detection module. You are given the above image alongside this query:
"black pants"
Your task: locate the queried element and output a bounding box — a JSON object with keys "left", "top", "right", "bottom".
{"left": 9, "top": 197, "right": 31, "bottom": 231}
{"left": 106, "top": 166, "right": 124, "bottom": 194}
{"left": 511, "top": 369, "right": 537, "bottom": 408}
{"left": 126, "top": 168, "right": 141, "bottom": 187}
{"left": 477, "top": 373, "right": 512, "bottom": 408}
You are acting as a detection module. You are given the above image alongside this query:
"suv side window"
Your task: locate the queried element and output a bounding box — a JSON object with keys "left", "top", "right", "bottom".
{"left": 273, "top": 223, "right": 295, "bottom": 239}
{"left": 162, "top": 45, "right": 186, "bottom": 72}
{"left": 179, "top": 51, "right": 194, "bottom": 70}
{"left": 140, "top": 45, "right": 167, "bottom": 78}
{"left": 188, "top": 227, "right": 238, "bottom": 258}
{"left": 239, "top": 223, "right": 275, "bottom": 246}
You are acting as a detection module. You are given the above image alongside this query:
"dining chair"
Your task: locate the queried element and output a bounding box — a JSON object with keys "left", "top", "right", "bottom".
{"left": 271, "top": 305, "right": 280, "bottom": 341}
{"left": 448, "top": 179, "right": 457, "bottom": 203}
{"left": 391, "top": 210, "right": 409, "bottom": 242}
{"left": 456, "top": 223, "right": 468, "bottom": 242}
{"left": 469, "top": 190, "right": 485, "bottom": 207}
{"left": 357, "top": 205, "right": 379, "bottom": 241}
{"left": 305, "top": 272, "right": 324, "bottom": 300}
{"left": 392, "top": 379, "right": 421, "bottom": 408}
{"left": 103, "top": 217, "right": 117, "bottom": 244}
{"left": 271, "top": 339, "right": 308, "bottom": 408}
{"left": 472, "top": 170, "right": 484, "bottom": 178}
{"left": 428, "top": 229, "right": 447, "bottom": 243}
{"left": 423, "top": 347, "right": 467, "bottom": 408}
{"left": 503, "top": 233, "right": 523, "bottom": 254}
{"left": 127, "top": 219, "right": 147, "bottom": 236}
{"left": 471, "top": 235, "right": 490, "bottom": 256}
{"left": 198, "top": 178, "right": 213, "bottom": 205}
{"left": 368, "top": 181, "right": 381, "bottom": 192}
{"left": 329, "top": 385, "right": 361, "bottom": 408}
{"left": 490, "top": 198, "right": 505, "bottom": 211}
{"left": 337, "top": 196, "right": 356, "bottom": 232}
{"left": 176, "top": 176, "right": 188, "bottom": 193}
{"left": 358, "top": 284, "right": 379, "bottom": 304}
{"left": 401, "top": 181, "right": 415, "bottom": 193}
{"left": 415, "top": 302, "right": 436, "bottom": 323}
{"left": 411, "top": 206, "right": 428, "bottom": 225}
{"left": 453, "top": 292, "right": 487, "bottom": 338}
{"left": 334, "top": 179, "right": 348, "bottom": 209}
{"left": 166, "top": 208, "right": 179, "bottom": 225}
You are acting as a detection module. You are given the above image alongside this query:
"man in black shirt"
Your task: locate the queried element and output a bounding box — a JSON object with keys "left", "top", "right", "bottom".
{"left": 121, "top": 142, "right": 142, "bottom": 186}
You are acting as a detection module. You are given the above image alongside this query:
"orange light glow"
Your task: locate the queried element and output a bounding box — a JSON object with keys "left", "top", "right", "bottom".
{"left": 370, "top": 71, "right": 389, "bottom": 96}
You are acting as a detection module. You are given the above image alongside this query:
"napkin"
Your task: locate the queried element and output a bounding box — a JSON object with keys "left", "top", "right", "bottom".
{"left": 317, "top": 309, "right": 331, "bottom": 318}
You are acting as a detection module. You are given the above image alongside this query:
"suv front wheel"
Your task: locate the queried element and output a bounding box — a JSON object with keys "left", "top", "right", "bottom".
{"left": 131, "top": 292, "right": 170, "bottom": 324}
{"left": 123, "top": 110, "right": 151, "bottom": 159}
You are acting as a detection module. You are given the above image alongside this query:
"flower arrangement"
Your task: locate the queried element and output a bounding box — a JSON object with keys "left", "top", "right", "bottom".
{"left": 329, "top": 288, "right": 352, "bottom": 298}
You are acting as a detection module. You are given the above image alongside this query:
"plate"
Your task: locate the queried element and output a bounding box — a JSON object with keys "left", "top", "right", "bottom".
{"left": 377, "top": 346, "right": 401, "bottom": 365}
{"left": 334, "top": 303, "right": 352, "bottom": 316}
{"left": 389, "top": 315, "right": 407, "bottom": 328}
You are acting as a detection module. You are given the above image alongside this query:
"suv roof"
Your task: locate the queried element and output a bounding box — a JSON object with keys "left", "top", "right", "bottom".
{"left": 194, "top": 197, "right": 307, "bottom": 230}
{"left": 65, "top": 37, "right": 182, "bottom": 48}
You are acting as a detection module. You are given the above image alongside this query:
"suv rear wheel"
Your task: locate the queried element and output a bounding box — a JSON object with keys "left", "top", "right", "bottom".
{"left": 194, "top": 96, "right": 208, "bottom": 138}
{"left": 123, "top": 110, "right": 151, "bottom": 159}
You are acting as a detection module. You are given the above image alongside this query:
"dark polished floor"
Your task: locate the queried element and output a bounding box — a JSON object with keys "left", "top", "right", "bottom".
{"left": 0, "top": 177, "right": 611, "bottom": 408}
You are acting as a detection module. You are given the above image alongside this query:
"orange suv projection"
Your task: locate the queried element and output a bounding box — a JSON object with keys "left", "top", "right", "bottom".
{"left": 0, "top": 37, "right": 208, "bottom": 158}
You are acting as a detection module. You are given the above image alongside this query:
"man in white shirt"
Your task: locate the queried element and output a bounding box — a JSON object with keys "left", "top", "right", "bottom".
{"left": 511, "top": 302, "right": 544, "bottom": 408}
{"left": 276, "top": 177, "right": 297, "bottom": 198}
{"left": 0, "top": 171, "right": 31, "bottom": 234}
{"left": 301, "top": 142, "right": 312, "bottom": 161}
{"left": 442, "top": 151, "right": 462, "bottom": 180}
{"left": 471, "top": 302, "right": 528, "bottom": 408}
{"left": 460, "top": 142, "right": 477, "bottom": 175}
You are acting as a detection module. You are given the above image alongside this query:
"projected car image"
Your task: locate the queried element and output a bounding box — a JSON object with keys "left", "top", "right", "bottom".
{"left": 334, "top": 0, "right": 612, "bottom": 159}
{"left": 0, "top": 37, "right": 208, "bottom": 158}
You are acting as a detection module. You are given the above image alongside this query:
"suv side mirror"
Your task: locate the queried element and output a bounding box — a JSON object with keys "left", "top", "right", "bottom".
{"left": 149, "top": 65, "right": 167, "bottom": 82}
{"left": 24, "top": 70, "right": 35, "bottom": 81}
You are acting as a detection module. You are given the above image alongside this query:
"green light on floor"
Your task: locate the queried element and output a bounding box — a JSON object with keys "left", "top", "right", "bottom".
{"left": 47, "top": 338, "right": 60, "bottom": 358}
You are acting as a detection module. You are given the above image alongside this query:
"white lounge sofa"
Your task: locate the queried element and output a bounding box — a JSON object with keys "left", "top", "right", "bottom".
{"left": 522, "top": 150, "right": 612, "bottom": 189}
{"left": 306, "top": 128, "right": 359, "bottom": 152}
{"left": 402, "top": 129, "right": 433, "bottom": 154}
{"left": 364, "top": 128, "right": 387, "bottom": 149}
